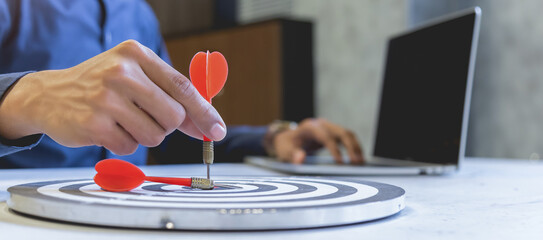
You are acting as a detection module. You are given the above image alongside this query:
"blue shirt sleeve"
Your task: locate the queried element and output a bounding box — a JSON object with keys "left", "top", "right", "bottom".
{"left": 0, "top": 71, "right": 43, "bottom": 157}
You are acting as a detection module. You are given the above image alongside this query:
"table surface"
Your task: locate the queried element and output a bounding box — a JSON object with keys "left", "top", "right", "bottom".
{"left": 1, "top": 157, "right": 542, "bottom": 240}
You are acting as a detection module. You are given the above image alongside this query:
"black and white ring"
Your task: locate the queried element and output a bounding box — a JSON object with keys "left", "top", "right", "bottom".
{"left": 8, "top": 177, "right": 405, "bottom": 230}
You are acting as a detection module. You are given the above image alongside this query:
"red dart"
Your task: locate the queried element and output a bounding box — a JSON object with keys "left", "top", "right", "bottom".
{"left": 190, "top": 51, "right": 228, "bottom": 103}
{"left": 93, "top": 159, "right": 214, "bottom": 192}
{"left": 190, "top": 51, "right": 228, "bottom": 179}
{"left": 190, "top": 50, "right": 228, "bottom": 141}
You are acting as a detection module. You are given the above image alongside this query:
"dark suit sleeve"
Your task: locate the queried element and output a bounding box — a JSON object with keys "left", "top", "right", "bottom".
{"left": 152, "top": 126, "right": 268, "bottom": 164}
{"left": 214, "top": 125, "right": 268, "bottom": 162}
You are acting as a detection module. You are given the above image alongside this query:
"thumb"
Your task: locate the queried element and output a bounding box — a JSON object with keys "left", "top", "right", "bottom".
{"left": 291, "top": 149, "right": 306, "bottom": 165}
{"left": 275, "top": 135, "right": 305, "bottom": 164}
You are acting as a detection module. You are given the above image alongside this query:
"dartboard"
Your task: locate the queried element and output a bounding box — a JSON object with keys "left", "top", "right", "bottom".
{"left": 7, "top": 177, "right": 405, "bottom": 230}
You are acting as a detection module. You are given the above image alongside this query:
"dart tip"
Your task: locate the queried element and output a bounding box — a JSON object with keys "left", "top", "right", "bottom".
{"left": 206, "top": 164, "right": 210, "bottom": 179}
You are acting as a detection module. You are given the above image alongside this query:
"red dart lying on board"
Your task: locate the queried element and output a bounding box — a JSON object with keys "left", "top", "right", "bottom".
{"left": 93, "top": 159, "right": 214, "bottom": 191}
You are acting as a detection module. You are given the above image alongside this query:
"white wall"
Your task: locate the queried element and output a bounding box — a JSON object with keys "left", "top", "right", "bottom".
{"left": 294, "top": 0, "right": 543, "bottom": 160}
{"left": 466, "top": 0, "right": 543, "bottom": 159}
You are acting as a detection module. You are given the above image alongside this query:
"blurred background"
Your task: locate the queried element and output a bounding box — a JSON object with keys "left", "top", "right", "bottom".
{"left": 146, "top": 0, "right": 543, "bottom": 160}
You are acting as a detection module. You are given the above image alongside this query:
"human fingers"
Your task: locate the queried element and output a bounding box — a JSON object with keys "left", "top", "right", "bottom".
{"left": 274, "top": 131, "right": 306, "bottom": 164}
{"left": 88, "top": 115, "right": 139, "bottom": 155}
{"left": 177, "top": 116, "right": 206, "bottom": 140}
{"left": 298, "top": 120, "right": 343, "bottom": 164}
{"left": 320, "top": 120, "right": 365, "bottom": 164}
{"left": 115, "top": 40, "right": 226, "bottom": 141}
{"left": 290, "top": 149, "right": 306, "bottom": 165}
{"left": 115, "top": 64, "right": 187, "bottom": 136}
{"left": 96, "top": 87, "right": 166, "bottom": 147}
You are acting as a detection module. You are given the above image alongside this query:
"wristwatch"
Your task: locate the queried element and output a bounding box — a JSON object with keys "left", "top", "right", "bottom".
{"left": 263, "top": 120, "right": 298, "bottom": 157}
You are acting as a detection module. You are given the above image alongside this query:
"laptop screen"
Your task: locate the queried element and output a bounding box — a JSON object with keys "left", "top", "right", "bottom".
{"left": 373, "top": 9, "right": 480, "bottom": 165}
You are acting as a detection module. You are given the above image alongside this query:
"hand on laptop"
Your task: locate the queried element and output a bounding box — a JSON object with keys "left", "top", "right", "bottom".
{"left": 271, "top": 118, "right": 364, "bottom": 164}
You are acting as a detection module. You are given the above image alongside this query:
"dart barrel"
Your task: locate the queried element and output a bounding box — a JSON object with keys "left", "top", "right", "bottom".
{"left": 203, "top": 141, "right": 214, "bottom": 165}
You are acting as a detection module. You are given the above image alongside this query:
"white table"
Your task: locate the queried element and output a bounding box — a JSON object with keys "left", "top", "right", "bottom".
{"left": 1, "top": 158, "right": 542, "bottom": 240}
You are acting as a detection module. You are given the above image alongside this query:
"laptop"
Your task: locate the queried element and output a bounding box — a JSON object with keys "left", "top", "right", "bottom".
{"left": 245, "top": 7, "right": 482, "bottom": 175}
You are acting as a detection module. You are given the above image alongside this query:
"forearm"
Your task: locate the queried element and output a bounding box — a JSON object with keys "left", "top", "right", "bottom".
{"left": 0, "top": 72, "right": 33, "bottom": 105}
{"left": 0, "top": 72, "right": 43, "bottom": 157}
{"left": 0, "top": 71, "right": 45, "bottom": 140}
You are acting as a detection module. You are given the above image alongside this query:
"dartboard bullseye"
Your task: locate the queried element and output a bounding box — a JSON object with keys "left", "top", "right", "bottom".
{"left": 7, "top": 177, "right": 405, "bottom": 230}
